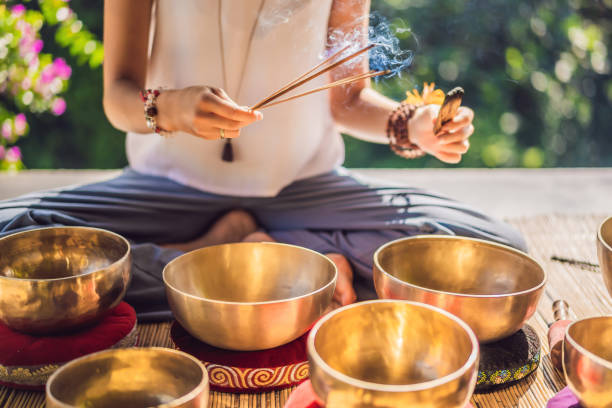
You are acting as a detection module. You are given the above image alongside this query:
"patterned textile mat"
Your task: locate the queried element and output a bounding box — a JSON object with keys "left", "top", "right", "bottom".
{"left": 1, "top": 214, "right": 610, "bottom": 408}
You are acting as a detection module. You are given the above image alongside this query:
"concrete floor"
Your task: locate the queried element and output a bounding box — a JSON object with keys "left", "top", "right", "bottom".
{"left": 0, "top": 168, "right": 610, "bottom": 218}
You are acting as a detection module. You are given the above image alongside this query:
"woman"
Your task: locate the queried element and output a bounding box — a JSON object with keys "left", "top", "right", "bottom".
{"left": 0, "top": 0, "right": 525, "bottom": 320}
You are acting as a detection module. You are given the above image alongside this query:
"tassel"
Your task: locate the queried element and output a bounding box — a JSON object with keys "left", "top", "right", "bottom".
{"left": 222, "top": 139, "right": 234, "bottom": 162}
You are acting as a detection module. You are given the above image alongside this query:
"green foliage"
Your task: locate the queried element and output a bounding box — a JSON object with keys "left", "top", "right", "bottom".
{"left": 40, "top": 0, "right": 104, "bottom": 68}
{"left": 0, "top": 0, "right": 106, "bottom": 171}
{"left": 344, "top": 0, "right": 612, "bottom": 168}
{"left": 9, "top": 0, "right": 612, "bottom": 170}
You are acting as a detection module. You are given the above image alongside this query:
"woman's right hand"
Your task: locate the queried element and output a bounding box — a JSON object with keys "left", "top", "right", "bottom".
{"left": 409, "top": 104, "right": 474, "bottom": 164}
{"left": 156, "top": 86, "right": 263, "bottom": 140}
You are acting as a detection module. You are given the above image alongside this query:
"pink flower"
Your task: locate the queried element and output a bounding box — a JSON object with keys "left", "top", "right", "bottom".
{"left": 11, "top": 4, "right": 26, "bottom": 16}
{"left": 6, "top": 146, "right": 22, "bottom": 163}
{"left": 51, "top": 98, "right": 66, "bottom": 115}
{"left": 32, "top": 39, "right": 43, "bottom": 54}
{"left": 29, "top": 56, "right": 39, "bottom": 69}
{"left": 16, "top": 20, "right": 32, "bottom": 37}
{"left": 21, "top": 77, "right": 31, "bottom": 90}
{"left": 40, "top": 65, "right": 55, "bottom": 84}
{"left": 14, "top": 114, "right": 27, "bottom": 135}
{"left": 18, "top": 38, "right": 29, "bottom": 57}
{"left": 0, "top": 146, "right": 5, "bottom": 160}
{"left": 2, "top": 120, "right": 12, "bottom": 140}
{"left": 52, "top": 58, "right": 71, "bottom": 80}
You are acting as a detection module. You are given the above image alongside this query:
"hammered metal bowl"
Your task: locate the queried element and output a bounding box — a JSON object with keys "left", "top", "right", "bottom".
{"left": 597, "top": 216, "right": 612, "bottom": 298}
{"left": 374, "top": 236, "right": 546, "bottom": 343}
{"left": 164, "top": 242, "right": 337, "bottom": 351}
{"left": 46, "top": 347, "right": 209, "bottom": 408}
{"left": 308, "top": 300, "right": 479, "bottom": 408}
{"left": 563, "top": 316, "right": 612, "bottom": 408}
{"left": 0, "top": 227, "right": 131, "bottom": 334}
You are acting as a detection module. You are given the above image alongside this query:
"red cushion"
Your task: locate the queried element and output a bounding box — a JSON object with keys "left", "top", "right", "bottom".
{"left": 0, "top": 302, "right": 137, "bottom": 390}
{"left": 284, "top": 380, "right": 477, "bottom": 408}
{"left": 171, "top": 321, "right": 309, "bottom": 393}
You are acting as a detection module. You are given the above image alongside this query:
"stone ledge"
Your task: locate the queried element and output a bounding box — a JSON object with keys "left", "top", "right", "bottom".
{"left": 1, "top": 168, "right": 610, "bottom": 218}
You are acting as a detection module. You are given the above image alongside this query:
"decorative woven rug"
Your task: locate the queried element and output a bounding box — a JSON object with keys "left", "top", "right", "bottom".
{"left": 1, "top": 214, "right": 610, "bottom": 408}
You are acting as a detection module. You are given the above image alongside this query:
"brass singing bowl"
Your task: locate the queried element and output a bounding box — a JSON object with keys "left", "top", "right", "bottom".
{"left": 163, "top": 242, "right": 337, "bottom": 351}
{"left": 0, "top": 226, "right": 131, "bottom": 334}
{"left": 46, "top": 347, "right": 209, "bottom": 408}
{"left": 374, "top": 236, "right": 546, "bottom": 343}
{"left": 308, "top": 300, "right": 479, "bottom": 408}
{"left": 563, "top": 316, "right": 612, "bottom": 408}
{"left": 597, "top": 216, "right": 612, "bottom": 298}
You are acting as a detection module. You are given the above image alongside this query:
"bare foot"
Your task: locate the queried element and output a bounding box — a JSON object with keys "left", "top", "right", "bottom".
{"left": 325, "top": 253, "right": 357, "bottom": 306}
{"left": 242, "top": 231, "right": 276, "bottom": 243}
{"left": 161, "top": 209, "right": 257, "bottom": 252}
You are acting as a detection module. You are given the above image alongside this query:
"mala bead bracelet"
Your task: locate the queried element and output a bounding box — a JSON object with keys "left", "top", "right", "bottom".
{"left": 386, "top": 102, "right": 425, "bottom": 159}
{"left": 140, "top": 88, "right": 171, "bottom": 137}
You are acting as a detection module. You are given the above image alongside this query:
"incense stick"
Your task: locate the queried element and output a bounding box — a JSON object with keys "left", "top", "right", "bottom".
{"left": 251, "top": 44, "right": 377, "bottom": 110}
{"left": 258, "top": 70, "right": 390, "bottom": 110}
{"left": 251, "top": 45, "right": 351, "bottom": 109}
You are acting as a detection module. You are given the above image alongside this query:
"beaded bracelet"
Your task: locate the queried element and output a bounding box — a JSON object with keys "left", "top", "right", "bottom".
{"left": 386, "top": 102, "right": 425, "bottom": 159}
{"left": 140, "top": 88, "right": 171, "bottom": 137}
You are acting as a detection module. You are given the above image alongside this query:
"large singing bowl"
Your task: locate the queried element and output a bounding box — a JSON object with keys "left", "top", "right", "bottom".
{"left": 563, "top": 316, "right": 612, "bottom": 408}
{"left": 46, "top": 347, "right": 209, "bottom": 408}
{"left": 0, "top": 227, "right": 131, "bottom": 334}
{"left": 163, "top": 242, "right": 337, "bottom": 351}
{"left": 374, "top": 236, "right": 546, "bottom": 343}
{"left": 308, "top": 300, "right": 479, "bottom": 408}
{"left": 597, "top": 216, "right": 612, "bottom": 298}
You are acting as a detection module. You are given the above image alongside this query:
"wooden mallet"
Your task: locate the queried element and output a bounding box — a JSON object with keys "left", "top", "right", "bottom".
{"left": 548, "top": 299, "right": 572, "bottom": 371}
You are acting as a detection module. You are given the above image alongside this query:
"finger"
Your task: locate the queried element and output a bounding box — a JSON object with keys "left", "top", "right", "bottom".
{"left": 438, "top": 107, "right": 474, "bottom": 133}
{"left": 218, "top": 129, "right": 240, "bottom": 139}
{"left": 435, "top": 151, "right": 462, "bottom": 164}
{"left": 210, "top": 87, "right": 232, "bottom": 101}
{"left": 195, "top": 112, "right": 249, "bottom": 130}
{"left": 437, "top": 124, "right": 474, "bottom": 144}
{"left": 192, "top": 128, "right": 240, "bottom": 140}
{"left": 201, "top": 93, "right": 263, "bottom": 122}
{"left": 439, "top": 140, "right": 470, "bottom": 154}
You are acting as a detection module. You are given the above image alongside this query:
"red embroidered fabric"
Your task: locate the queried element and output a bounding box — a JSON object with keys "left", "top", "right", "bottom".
{"left": 171, "top": 321, "right": 309, "bottom": 393}
{"left": 0, "top": 302, "right": 137, "bottom": 390}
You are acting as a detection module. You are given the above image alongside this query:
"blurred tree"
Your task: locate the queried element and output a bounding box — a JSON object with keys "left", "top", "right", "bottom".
{"left": 11, "top": 0, "right": 124, "bottom": 170}
{"left": 345, "top": 0, "right": 612, "bottom": 168}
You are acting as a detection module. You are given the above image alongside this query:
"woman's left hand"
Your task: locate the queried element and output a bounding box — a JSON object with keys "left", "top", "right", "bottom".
{"left": 409, "top": 105, "right": 475, "bottom": 164}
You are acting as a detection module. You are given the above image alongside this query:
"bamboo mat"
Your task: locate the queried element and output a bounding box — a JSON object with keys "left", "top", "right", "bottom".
{"left": 1, "top": 214, "right": 611, "bottom": 408}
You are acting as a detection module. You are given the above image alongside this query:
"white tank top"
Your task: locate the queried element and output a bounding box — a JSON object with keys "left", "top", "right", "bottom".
{"left": 126, "top": 0, "right": 344, "bottom": 197}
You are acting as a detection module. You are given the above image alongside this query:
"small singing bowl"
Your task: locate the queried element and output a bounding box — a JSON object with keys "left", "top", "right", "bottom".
{"left": 0, "top": 226, "right": 131, "bottom": 334}
{"left": 308, "top": 300, "right": 479, "bottom": 408}
{"left": 597, "top": 216, "right": 612, "bottom": 299}
{"left": 46, "top": 347, "right": 209, "bottom": 408}
{"left": 563, "top": 316, "right": 612, "bottom": 408}
{"left": 163, "top": 242, "right": 337, "bottom": 351}
{"left": 374, "top": 236, "right": 546, "bottom": 343}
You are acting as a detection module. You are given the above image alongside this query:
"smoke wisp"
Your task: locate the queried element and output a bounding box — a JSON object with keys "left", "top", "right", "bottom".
{"left": 327, "top": 12, "right": 415, "bottom": 80}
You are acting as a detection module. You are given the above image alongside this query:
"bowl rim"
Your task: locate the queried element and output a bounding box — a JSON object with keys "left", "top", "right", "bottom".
{"left": 163, "top": 241, "right": 338, "bottom": 306}
{"left": 373, "top": 235, "right": 547, "bottom": 299}
{"left": 565, "top": 315, "right": 612, "bottom": 371}
{"left": 597, "top": 216, "right": 612, "bottom": 253}
{"left": 45, "top": 346, "right": 209, "bottom": 408}
{"left": 307, "top": 299, "right": 480, "bottom": 393}
{"left": 0, "top": 226, "right": 131, "bottom": 282}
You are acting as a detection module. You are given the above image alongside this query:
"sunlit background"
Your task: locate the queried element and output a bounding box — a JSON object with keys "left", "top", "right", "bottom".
{"left": 1, "top": 0, "right": 611, "bottom": 171}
